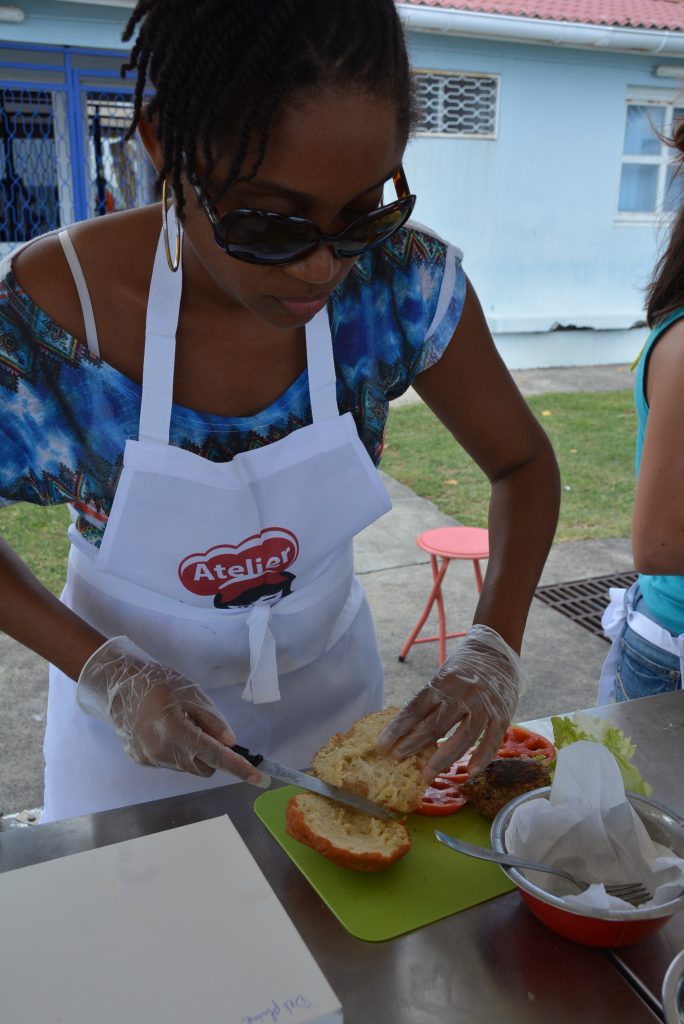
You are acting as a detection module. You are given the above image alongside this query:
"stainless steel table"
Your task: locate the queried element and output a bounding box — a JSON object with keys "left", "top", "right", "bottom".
{"left": 3, "top": 696, "right": 679, "bottom": 1024}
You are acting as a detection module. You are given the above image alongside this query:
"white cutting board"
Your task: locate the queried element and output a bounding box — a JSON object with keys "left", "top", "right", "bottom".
{"left": 0, "top": 815, "right": 342, "bottom": 1024}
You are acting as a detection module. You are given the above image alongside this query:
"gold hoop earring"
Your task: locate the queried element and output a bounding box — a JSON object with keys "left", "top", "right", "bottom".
{"left": 162, "top": 179, "right": 181, "bottom": 272}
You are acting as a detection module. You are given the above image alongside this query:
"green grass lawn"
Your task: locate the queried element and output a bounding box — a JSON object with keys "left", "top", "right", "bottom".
{"left": 0, "top": 389, "right": 636, "bottom": 596}
{"left": 381, "top": 390, "right": 637, "bottom": 543}
{"left": 1, "top": 503, "right": 71, "bottom": 597}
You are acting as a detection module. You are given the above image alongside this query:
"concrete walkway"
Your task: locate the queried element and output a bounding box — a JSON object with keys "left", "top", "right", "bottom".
{"left": 0, "top": 364, "right": 634, "bottom": 817}
{"left": 394, "top": 362, "right": 633, "bottom": 407}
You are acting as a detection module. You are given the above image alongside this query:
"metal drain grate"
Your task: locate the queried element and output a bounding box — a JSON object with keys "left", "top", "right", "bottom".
{"left": 534, "top": 572, "right": 637, "bottom": 641}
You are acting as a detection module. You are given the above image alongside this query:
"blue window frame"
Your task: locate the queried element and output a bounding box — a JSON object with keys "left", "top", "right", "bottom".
{"left": 0, "top": 42, "right": 154, "bottom": 254}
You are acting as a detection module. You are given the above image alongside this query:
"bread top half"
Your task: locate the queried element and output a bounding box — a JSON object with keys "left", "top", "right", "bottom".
{"left": 311, "top": 707, "right": 437, "bottom": 814}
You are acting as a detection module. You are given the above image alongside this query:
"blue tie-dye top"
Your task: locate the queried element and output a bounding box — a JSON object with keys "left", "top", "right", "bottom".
{"left": 0, "top": 224, "right": 466, "bottom": 547}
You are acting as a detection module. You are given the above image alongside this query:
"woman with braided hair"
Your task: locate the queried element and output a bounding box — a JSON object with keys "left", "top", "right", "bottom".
{"left": 0, "top": 0, "right": 559, "bottom": 821}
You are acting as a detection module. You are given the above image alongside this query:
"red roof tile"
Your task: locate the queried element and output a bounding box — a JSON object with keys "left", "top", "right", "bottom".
{"left": 401, "top": 1, "right": 684, "bottom": 32}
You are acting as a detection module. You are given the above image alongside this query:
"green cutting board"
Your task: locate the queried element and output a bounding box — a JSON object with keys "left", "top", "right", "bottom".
{"left": 254, "top": 786, "right": 515, "bottom": 942}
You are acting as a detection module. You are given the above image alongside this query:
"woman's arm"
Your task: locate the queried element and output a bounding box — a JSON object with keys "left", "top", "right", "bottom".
{"left": 0, "top": 535, "right": 263, "bottom": 782}
{"left": 632, "top": 320, "right": 684, "bottom": 574}
{"left": 376, "top": 277, "right": 559, "bottom": 774}
{"left": 412, "top": 277, "right": 560, "bottom": 653}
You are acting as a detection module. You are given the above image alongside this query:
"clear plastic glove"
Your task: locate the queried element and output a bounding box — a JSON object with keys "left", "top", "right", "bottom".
{"left": 377, "top": 624, "right": 528, "bottom": 778}
{"left": 76, "top": 635, "right": 269, "bottom": 786}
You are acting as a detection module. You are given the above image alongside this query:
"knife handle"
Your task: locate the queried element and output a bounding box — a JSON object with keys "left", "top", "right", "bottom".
{"left": 230, "top": 744, "right": 264, "bottom": 768}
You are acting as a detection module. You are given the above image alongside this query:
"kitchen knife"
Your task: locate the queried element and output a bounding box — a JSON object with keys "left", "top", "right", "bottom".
{"left": 232, "top": 744, "right": 403, "bottom": 821}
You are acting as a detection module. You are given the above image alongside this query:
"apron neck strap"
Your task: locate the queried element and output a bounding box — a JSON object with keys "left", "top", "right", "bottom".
{"left": 305, "top": 306, "right": 340, "bottom": 422}
{"left": 138, "top": 209, "right": 183, "bottom": 444}
{"left": 138, "top": 223, "right": 339, "bottom": 442}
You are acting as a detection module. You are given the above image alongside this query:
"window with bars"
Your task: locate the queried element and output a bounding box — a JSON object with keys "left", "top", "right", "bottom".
{"left": 617, "top": 99, "right": 684, "bottom": 218}
{"left": 0, "top": 89, "right": 65, "bottom": 243}
{"left": 413, "top": 69, "right": 499, "bottom": 138}
{"left": 0, "top": 87, "right": 154, "bottom": 245}
{"left": 0, "top": 44, "right": 157, "bottom": 255}
{"left": 86, "top": 97, "right": 154, "bottom": 218}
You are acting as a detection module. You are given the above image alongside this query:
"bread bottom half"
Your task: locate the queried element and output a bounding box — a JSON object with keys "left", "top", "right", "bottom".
{"left": 285, "top": 792, "right": 411, "bottom": 872}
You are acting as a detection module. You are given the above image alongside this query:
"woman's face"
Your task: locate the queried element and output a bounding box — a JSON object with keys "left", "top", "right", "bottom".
{"left": 145, "top": 88, "right": 406, "bottom": 328}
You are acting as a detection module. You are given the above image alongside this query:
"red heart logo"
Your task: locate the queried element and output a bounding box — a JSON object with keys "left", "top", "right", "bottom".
{"left": 178, "top": 527, "right": 299, "bottom": 598}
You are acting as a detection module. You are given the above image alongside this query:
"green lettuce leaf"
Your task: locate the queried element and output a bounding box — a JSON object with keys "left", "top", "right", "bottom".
{"left": 550, "top": 712, "right": 653, "bottom": 797}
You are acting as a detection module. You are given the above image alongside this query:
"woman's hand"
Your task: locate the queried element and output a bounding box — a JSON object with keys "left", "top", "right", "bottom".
{"left": 77, "top": 636, "right": 268, "bottom": 784}
{"left": 376, "top": 625, "right": 527, "bottom": 779}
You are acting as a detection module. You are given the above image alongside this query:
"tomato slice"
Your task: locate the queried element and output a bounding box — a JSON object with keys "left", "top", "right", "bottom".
{"left": 415, "top": 753, "right": 472, "bottom": 817}
{"left": 416, "top": 768, "right": 469, "bottom": 816}
{"left": 496, "top": 725, "right": 556, "bottom": 764}
{"left": 416, "top": 726, "right": 556, "bottom": 817}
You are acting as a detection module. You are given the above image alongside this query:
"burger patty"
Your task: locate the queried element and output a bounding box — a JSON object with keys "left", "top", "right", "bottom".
{"left": 463, "top": 757, "right": 551, "bottom": 820}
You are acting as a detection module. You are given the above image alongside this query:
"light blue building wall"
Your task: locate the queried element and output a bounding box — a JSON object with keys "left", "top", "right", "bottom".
{"left": 0, "top": 0, "right": 130, "bottom": 49}
{"left": 404, "top": 30, "right": 684, "bottom": 366}
{"left": 2, "top": 3, "right": 682, "bottom": 365}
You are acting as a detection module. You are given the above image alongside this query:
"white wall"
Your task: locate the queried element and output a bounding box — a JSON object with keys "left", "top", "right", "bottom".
{"left": 405, "top": 31, "right": 683, "bottom": 366}
{"left": 2, "top": 9, "right": 674, "bottom": 366}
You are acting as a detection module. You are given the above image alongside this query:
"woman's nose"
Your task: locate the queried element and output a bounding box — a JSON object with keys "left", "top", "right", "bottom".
{"left": 283, "top": 244, "right": 341, "bottom": 285}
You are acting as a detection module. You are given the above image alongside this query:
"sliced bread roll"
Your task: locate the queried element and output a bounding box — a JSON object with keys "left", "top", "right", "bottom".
{"left": 311, "top": 706, "right": 436, "bottom": 814}
{"left": 285, "top": 707, "right": 437, "bottom": 871}
{"left": 286, "top": 792, "right": 411, "bottom": 872}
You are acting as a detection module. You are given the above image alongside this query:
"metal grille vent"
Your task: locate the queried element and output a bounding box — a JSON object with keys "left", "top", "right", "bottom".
{"left": 414, "top": 71, "right": 499, "bottom": 137}
{"left": 534, "top": 572, "right": 638, "bottom": 641}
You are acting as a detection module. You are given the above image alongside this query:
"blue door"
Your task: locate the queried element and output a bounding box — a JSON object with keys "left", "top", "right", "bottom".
{"left": 0, "top": 43, "right": 154, "bottom": 256}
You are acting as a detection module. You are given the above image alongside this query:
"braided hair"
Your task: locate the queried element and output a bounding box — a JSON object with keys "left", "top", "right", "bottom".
{"left": 122, "top": 0, "right": 415, "bottom": 219}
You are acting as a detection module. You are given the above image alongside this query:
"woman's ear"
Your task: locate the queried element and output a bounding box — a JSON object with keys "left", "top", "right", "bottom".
{"left": 137, "top": 110, "right": 164, "bottom": 174}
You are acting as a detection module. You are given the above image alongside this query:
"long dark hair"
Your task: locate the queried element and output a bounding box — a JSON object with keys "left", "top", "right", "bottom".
{"left": 646, "top": 118, "right": 684, "bottom": 326}
{"left": 121, "top": 0, "right": 415, "bottom": 219}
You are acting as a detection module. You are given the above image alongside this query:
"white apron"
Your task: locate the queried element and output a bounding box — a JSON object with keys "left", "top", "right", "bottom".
{"left": 42, "top": 215, "right": 391, "bottom": 821}
{"left": 598, "top": 581, "right": 684, "bottom": 704}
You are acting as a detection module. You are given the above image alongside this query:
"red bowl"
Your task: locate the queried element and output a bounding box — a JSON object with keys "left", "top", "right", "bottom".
{"left": 490, "top": 788, "right": 684, "bottom": 947}
{"left": 518, "top": 888, "right": 671, "bottom": 946}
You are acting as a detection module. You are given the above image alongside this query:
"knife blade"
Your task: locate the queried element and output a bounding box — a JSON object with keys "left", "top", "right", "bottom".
{"left": 232, "top": 744, "right": 403, "bottom": 821}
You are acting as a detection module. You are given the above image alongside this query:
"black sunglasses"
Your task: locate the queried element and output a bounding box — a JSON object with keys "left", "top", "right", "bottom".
{"left": 188, "top": 167, "right": 416, "bottom": 266}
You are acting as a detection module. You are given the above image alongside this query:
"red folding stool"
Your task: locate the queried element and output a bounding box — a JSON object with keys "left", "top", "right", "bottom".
{"left": 399, "top": 526, "right": 489, "bottom": 665}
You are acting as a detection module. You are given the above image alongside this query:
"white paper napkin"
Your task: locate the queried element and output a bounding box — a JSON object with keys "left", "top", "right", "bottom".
{"left": 504, "top": 740, "right": 684, "bottom": 911}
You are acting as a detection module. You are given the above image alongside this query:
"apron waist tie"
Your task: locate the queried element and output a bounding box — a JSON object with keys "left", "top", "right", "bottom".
{"left": 242, "top": 603, "right": 280, "bottom": 705}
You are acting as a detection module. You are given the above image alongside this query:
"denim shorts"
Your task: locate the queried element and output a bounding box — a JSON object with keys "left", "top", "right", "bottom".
{"left": 615, "top": 594, "right": 682, "bottom": 702}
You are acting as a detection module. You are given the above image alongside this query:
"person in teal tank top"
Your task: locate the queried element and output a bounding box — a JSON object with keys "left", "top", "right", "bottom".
{"left": 606, "top": 149, "right": 684, "bottom": 700}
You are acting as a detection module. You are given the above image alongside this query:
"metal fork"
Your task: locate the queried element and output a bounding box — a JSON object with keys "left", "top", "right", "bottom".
{"left": 435, "top": 831, "right": 653, "bottom": 907}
